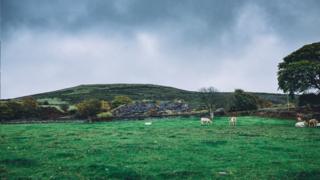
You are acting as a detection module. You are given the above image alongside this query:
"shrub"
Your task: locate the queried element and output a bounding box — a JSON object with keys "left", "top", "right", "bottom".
{"left": 101, "top": 100, "right": 111, "bottom": 112}
{"left": 112, "top": 96, "right": 133, "bottom": 108}
{"left": 228, "top": 89, "right": 259, "bottom": 111}
{"left": 76, "top": 99, "right": 102, "bottom": 119}
{"left": 21, "top": 97, "right": 39, "bottom": 117}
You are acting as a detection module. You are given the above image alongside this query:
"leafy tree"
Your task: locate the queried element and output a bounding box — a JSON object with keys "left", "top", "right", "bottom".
{"left": 76, "top": 99, "right": 102, "bottom": 120}
{"left": 22, "top": 97, "right": 38, "bottom": 109}
{"left": 100, "top": 100, "right": 111, "bottom": 112}
{"left": 278, "top": 42, "right": 320, "bottom": 95}
{"left": 228, "top": 89, "right": 258, "bottom": 111}
{"left": 199, "top": 87, "right": 219, "bottom": 118}
{"left": 112, "top": 96, "right": 133, "bottom": 108}
{"left": 21, "top": 97, "right": 39, "bottom": 117}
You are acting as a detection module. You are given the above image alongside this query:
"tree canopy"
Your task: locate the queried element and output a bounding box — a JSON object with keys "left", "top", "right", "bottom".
{"left": 228, "top": 89, "right": 259, "bottom": 111}
{"left": 199, "top": 87, "right": 219, "bottom": 117}
{"left": 76, "top": 99, "right": 101, "bottom": 119}
{"left": 278, "top": 42, "right": 320, "bottom": 94}
{"left": 112, "top": 96, "right": 133, "bottom": 108}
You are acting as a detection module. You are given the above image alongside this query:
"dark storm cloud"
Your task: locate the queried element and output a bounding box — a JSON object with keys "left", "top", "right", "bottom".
{"left": 1, "top": 0, "right": 320, "bottom": 98}
{"left": 2, "top": 0, "right": 243, "bottom": 41}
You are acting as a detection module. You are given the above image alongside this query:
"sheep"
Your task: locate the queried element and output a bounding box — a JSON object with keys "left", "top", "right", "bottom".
{"left": 229, "top": 116, "right": 237, "bottom": 126}
{"left": 144, "top": 122, "right": 152, "bottom": 126}
{"left": 308, "top": 119, "right": 318, "bottom": 128}
{"left": 200, "top": 117, "right": 212, "bottom": 125}
{"left": 295, "top": 121, "right": 307, "bottom": 128}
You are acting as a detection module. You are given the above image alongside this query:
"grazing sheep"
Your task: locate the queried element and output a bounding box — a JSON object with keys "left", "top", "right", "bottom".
{"left": 295, "top": 121, "right": 307, "bottom": 128}
{"left": 317, "top": 123, "right": 320, "bottom": 127}
{"left": 308, "top": 119, "right": 318, "bottom": 128}
{"left": 200, "top": 117, "right": 212, "bottom": 125}
{"left": 229, "top": 116, "right": 237, "bottom": 126}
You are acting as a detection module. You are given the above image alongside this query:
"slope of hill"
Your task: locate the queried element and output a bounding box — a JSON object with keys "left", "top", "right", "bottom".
{"left": 21, "top": 84, "right": 287, "bottom": 108}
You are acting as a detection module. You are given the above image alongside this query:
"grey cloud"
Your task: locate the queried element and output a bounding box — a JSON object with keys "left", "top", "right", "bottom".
{"left": 1, "top": 0, "right": 320, "bottom": 98}
{"left": 2, "top": 0, "right": 243, "bottom": 41}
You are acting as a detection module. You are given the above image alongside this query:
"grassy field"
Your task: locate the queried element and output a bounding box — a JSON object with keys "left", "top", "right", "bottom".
{"left": 0, "top": 117, "right": 320, "bottom": 179}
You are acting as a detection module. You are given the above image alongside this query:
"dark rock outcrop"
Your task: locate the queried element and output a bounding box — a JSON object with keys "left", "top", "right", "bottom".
{"left": 112, "top": 101, "right": 191, "bottom": 117}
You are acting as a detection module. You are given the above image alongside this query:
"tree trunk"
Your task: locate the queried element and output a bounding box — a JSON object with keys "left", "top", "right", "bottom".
{"left": 88, "top": 116, "right": 92, "bottom": 123}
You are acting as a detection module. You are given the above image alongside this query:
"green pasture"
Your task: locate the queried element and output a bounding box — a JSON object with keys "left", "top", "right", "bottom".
{"left": 0, "top": 117, "right": 320, "bottom": 179}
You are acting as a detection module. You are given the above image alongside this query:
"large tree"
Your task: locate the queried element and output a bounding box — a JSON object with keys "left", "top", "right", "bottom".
{"left": 228, "top": 89, "right": 259, "bottom": 111}
{"left": 111, "top": 96, "right": 133, "bottom": 108}
{"left": 76, "top": 99, "right": 102, "bottom": 121}
{"left": 278, "top": 42, "right": 320, "bottom": 95}
{"left": 199, "top": 87, "right": 219, "bottom": 119}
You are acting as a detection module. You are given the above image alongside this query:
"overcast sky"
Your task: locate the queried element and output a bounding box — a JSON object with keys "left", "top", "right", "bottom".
{"left": 1, "top": 0, "right": 320, "bottom": 98}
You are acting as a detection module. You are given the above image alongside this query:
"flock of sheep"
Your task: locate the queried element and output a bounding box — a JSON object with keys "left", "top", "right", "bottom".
{"left": 295, "top": 113, "right": 320, "bottom": 128}
{"left": 200, "top": 116, "right": 237, "bottom": 126}
{"left": 200, "top": 115, "right": 237, "bottom": 126}
{"left": 144, "top": 113, "right": 319, "bottom": 128}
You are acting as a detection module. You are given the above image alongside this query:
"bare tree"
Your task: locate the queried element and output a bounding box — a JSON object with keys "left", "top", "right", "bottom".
{"left": 199, "top": 87, "right": 219, "bottom": 119}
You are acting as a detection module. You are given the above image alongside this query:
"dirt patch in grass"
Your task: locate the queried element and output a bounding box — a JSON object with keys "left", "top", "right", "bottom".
{"left": 0, "top": 158, "right": 38, "bottom": 167}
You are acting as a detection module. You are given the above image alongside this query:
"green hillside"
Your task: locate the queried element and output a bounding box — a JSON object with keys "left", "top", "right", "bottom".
{"left": 21, "top": 84, "right": 287, "bottom": 108}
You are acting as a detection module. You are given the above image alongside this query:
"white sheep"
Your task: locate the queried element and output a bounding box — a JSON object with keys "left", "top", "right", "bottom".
{"left": 229, "top": 116, "right": 237, "bottom": 126}
{"left": 200, "top": 117, "right": 212, "bottom": 125}
{"left": 144, "top": 122, "right": 152, "bottom": 126}
{"left": 295, "top": 121, "right": 307, "bottom": 128}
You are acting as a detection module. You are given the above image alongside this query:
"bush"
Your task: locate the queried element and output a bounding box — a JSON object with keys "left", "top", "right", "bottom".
{"left": 101, "top": 100, "right": 111, "bottom": 112}
{"left": 76, "top": 99, "right": 102, "bottom": 119}
{"left": 21, "top": 97, "right": 39, "bottom": 117}
{"left": 228, "top": 89, "right": 259, "bottom": 111}
{"left": 112, "top": 96, "right": 133, "bottom": 108}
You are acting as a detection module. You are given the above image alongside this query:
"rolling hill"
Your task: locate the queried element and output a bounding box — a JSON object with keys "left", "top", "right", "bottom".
{"left": 20, "top": 84, "right": 288, "bottom": 108}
